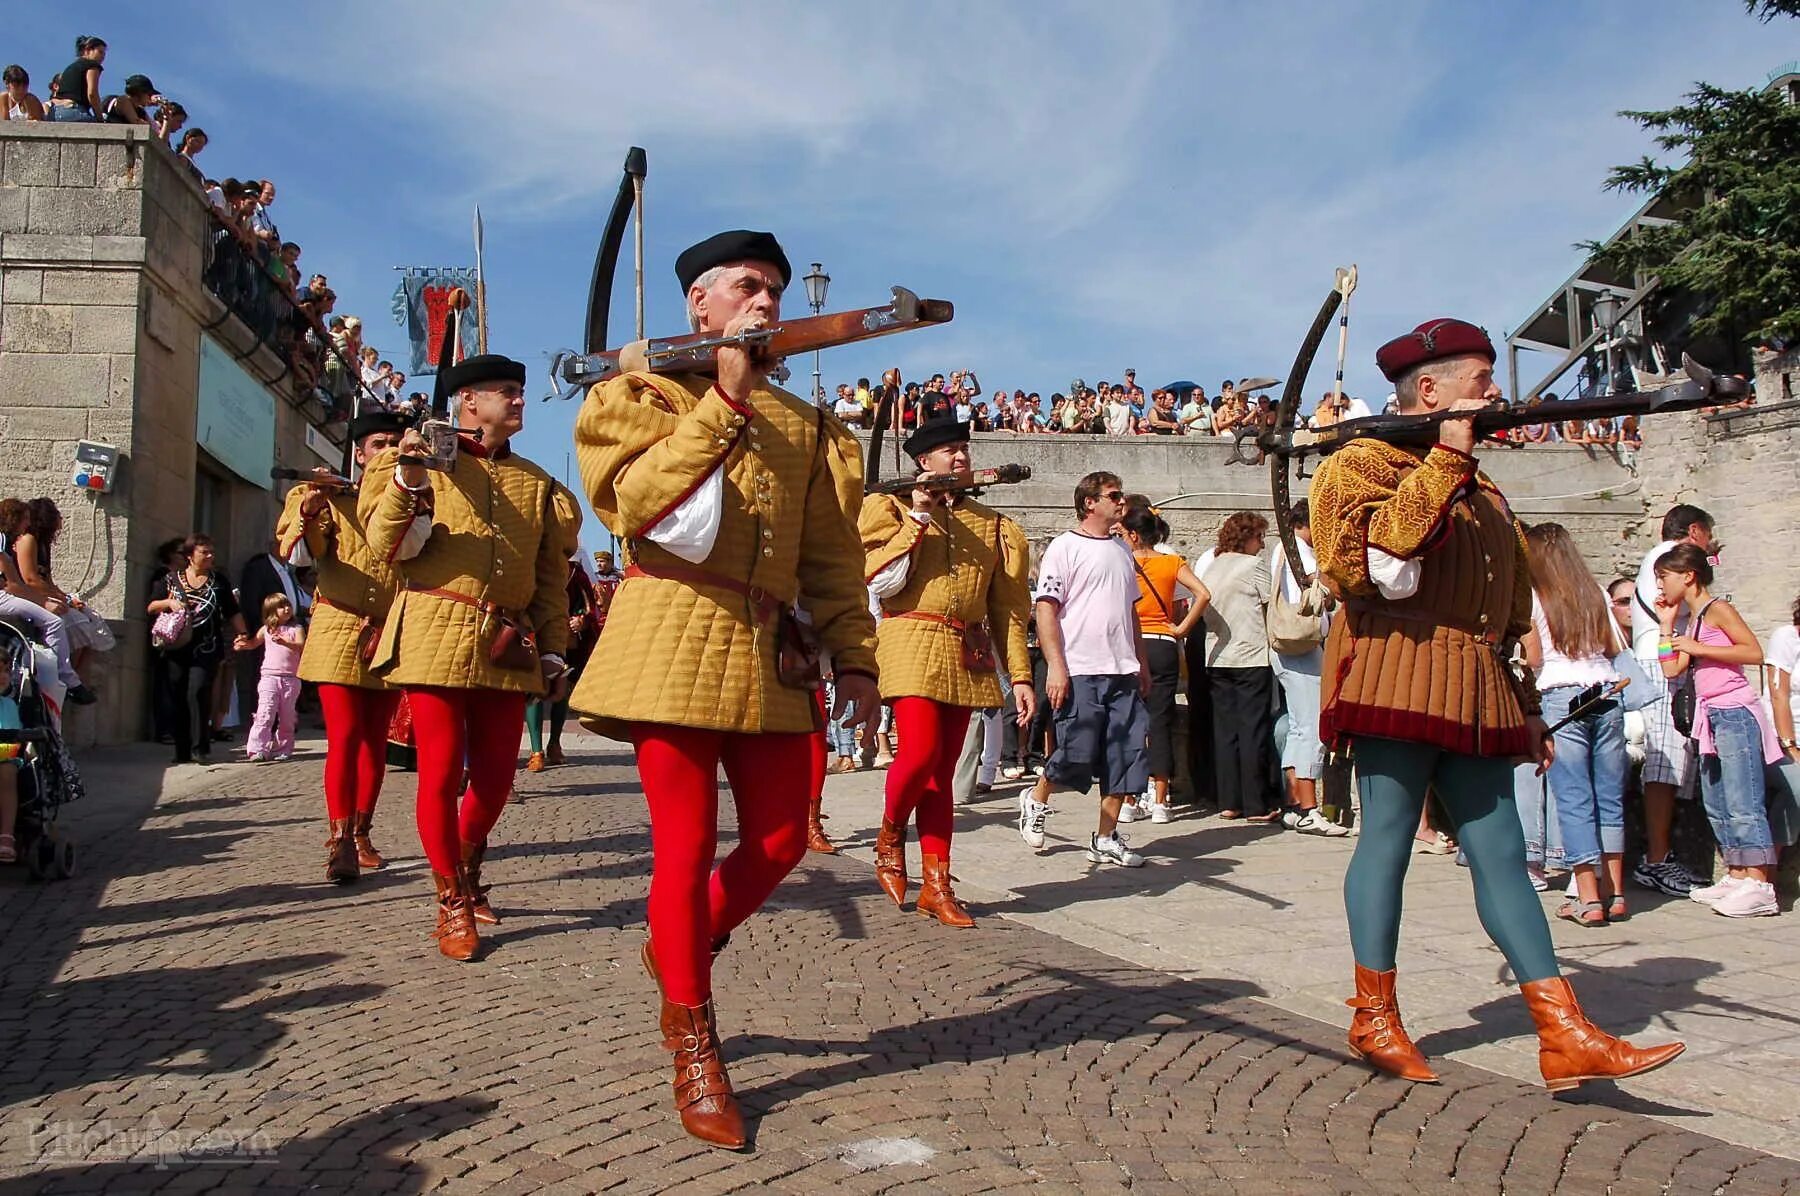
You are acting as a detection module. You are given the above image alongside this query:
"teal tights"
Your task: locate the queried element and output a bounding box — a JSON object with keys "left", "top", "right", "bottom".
{"left": 1344, "top": 736, "right": 1559, "bottom": 983}
{"left": 523, "top": 699, "right": 569, "bottom": 754}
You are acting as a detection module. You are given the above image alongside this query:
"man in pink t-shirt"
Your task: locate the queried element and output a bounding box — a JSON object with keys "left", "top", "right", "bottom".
{"left": 1019, "top": 470, "right": 1151, "bottom": 866}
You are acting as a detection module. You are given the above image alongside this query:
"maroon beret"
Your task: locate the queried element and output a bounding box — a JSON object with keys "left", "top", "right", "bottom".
{"left": 1375, "top": 319, "right": 1495, "bottom": 383}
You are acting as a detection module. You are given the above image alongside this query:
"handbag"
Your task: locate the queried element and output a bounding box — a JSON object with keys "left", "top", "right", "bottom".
{"left": 487, "top": 614, "right": 540, "bottom": 672}
{"left": 959, "top": 619, "right": 996, "bottom": 672}
{"left": 1669, "top": 599, "right": 1716, "bottom": 738}
{"left": 1266, "top": 547, "right": 1326, "bottom": 655}
{"left": 776, "top": 606, "right": 824, "bottom": 690}
{"left": 150, "top": 574, "right": 193, "bottom": 652}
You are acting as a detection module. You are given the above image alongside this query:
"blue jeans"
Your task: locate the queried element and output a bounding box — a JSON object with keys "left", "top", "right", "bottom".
{"left": 1698, "top": 704, "right": 1777, "bottom": 867}
{"left": 824, "top": 687, "right": 858, "bottom": 757}
{"left": 1513, "top": 760, "right": 1564, "bottom": 869}
{"left": 1541, "top": 687, "right": 1627, "bottom": 867}
{"left": 1272, "top": 648, "right": 1324, "bottom": 780}
{"left": 47, "top": 105, "right": 98, "bottom": 122}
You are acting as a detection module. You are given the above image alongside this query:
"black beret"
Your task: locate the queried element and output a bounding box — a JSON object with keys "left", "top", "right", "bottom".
{"left": 905, "top": 416, "right": 971, "bottom": 460}
{"left": 440, "top": 353, "right": 526, "bottom": 393}
{"left": 675, "top": 230, "right": 792, "bottom": 294}
{"left": 347, "top": 409, "right": 411, "bottom": 444}
{"left": 1375, "top": 319, "right": 1495, "bottom": 383}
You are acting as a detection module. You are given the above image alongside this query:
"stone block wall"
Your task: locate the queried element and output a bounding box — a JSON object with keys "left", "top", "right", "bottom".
{"left": 1, "top": 123, "right": 341, "bottom": 745}
{"left": 1633, "top": 367, "right": 1800, "bottom": 643}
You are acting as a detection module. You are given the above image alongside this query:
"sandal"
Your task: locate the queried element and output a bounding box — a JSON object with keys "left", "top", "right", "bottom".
{"left": 1556, "top": 899, "right": 1608, "bottom": 927}
{"left": 1217, "top": 810, "right": 1243, "bottom": 821}
{"left": 0, "top": 833, "right": 15, "bottom": 864}
{"left": 1244, "top": 811, "right": 1284, "bottom": 824}
{"left": 1604, "top": 895, "right": 1628, "bottom": 922}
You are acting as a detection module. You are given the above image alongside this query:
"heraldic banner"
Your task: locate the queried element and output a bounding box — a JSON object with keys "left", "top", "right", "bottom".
{"left": 392, "top": 268, "right": 480, "bottom": 375}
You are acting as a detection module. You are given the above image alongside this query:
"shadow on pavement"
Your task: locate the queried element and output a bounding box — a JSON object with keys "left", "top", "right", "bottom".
{"left": 0, "top": 1095, "right": 496, "bottom": 1194}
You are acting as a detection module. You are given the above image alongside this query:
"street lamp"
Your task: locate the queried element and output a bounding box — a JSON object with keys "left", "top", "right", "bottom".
{"left": 1592, "top": 294, "right": 1621, "bottom": 396}
{"left": 803, "top": 261, "right": 830, "bottom": 404}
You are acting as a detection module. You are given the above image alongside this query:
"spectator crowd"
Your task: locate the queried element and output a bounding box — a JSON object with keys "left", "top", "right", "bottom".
{"left": 6, "top": 33, "right": 418, "bottom": 426}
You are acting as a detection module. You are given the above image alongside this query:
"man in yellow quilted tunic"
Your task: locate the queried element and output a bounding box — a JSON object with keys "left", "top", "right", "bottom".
{"left": 274, "top": 410, "right": 410, "bottom": 886}
{"left": 860, "top": 416, "right": 1033, "bottom": 927}
{"left": 361, "top": 354, "right": 573, "bottom": 965}
{"left": 571, "top": 230, "right": 880, "bottom": 1150}
{"left": 1310, "top": 317, "right": 1680, "bottom": 1093}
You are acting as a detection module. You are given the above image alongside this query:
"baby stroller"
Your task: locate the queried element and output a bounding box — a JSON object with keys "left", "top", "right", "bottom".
{"left": 0, "top": 618, "right": 85, "bottom": 882}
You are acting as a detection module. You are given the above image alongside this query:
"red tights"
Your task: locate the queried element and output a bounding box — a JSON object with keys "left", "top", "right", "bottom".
{"left": 883, "top": 696, "right": 970, "bottom": 860}
{"left": 318, "top": 685, "right": 402, "bottom": 820}
{"left": 408, "top": 686, "right": 528, "bottom": 875}
{"left": 632, "top": 723, "right": 813, "bottom": 1006}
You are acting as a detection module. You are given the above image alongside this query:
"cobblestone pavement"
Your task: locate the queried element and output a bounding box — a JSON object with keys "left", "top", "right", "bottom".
{"left": 0, "top": 734, "right": 1796, "bottom": 1194}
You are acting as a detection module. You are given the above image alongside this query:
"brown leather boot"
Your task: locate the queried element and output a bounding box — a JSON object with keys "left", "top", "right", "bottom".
{"left": 1521, "top": 976, "right": 1685, "bottom": 1092}
{"left": 1346, "top": 964, "right": 1439, "bottom": 1083}
{"left": 806, "top": 795, "right": 836, "bottom": 854}
{"left": 874, "top": 819, "right": 908, "bottom": 907}
{"left": 659, "top": 998, "right": 747, "bottom": 1150}
{"left": 325, "top": 819, "right": 359, "bottom": 885}
{"left": 352, "top": 811, "right": 384, "bottom": 870}
{"left": 915, "top": 853, "right": 975, "bottom": 928}
{"left": 545, "top": 742, "right": 566, "bottom": 766}
{"left": 460, "top": 840, "right": 498, "bottom": 925}
{"left": 432, "top": 870, "right": 479, "bottom": 962}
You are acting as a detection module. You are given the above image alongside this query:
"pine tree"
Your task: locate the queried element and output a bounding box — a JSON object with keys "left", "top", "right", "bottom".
{"left": 1586, "top": 82, "right": 1800, "bottom": 344}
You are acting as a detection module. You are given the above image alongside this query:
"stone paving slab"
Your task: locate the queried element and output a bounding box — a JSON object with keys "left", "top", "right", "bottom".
{"left": 0, "top": 733, "right": 1792, "bottom": 1194}
{"left": 821, "top": 765, "right": 1800, "bottom": 1162}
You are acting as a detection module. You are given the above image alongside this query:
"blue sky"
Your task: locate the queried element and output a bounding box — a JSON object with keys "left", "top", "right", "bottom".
{"left": 8, "top": 3, "right": 1791, "bottom": 547}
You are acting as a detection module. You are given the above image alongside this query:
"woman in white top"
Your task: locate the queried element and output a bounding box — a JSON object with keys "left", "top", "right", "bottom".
{"left": 1201, "top": 512, "right": 1279, "bottom": 822}
{"left": 1523, "top": 524, "right": 1629, "bottom": 926}
{"left": 1767, "top": 592, "right": 1800, "bottom": 765}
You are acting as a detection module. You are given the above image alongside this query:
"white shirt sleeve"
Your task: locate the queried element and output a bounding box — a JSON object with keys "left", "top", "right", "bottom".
{"left": 643, "top": 465, "right": 724, "bottom": 564}
{"left": 287, "top": 539, "right": 314, "bottom": 569}
{"left": 1366, "top": 547, "right": 1422, "bottom": 600}
{"left": 867, "top": 511, "right": 929, "bottom": 599}
{"left": 396, "top": 515, "right": 433, "bottom": 562}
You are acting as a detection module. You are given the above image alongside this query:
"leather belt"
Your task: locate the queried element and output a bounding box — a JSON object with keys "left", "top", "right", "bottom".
{"left": 1142, "top": 632, "right": 1178, "bottom": 643}
{"left": 314, "top": 594, "right": 380, "bottom": 623}
{"left": 1345, "top": 600, "right": 1501, "bottom": 647}
{"left": 405, "top": 584, "right": 519, "bottom": 621}
{"left": 624, "top": 563, "right": 783, "bottom": 623}
{"left": 889, "top": 610, "right": 970, "bottom": 632}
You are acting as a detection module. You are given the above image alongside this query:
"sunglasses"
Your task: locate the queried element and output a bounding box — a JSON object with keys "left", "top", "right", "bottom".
{"left": 1103, "top": 491, "right": 1126, "bottom": 502}
{"left": 1611, "top": 597, "right": 1631, "bottom": 606}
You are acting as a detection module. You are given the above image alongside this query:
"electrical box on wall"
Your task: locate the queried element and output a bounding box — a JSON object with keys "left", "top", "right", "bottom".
{"left": 72, "top": 441, "right": 120, "bottom": 494}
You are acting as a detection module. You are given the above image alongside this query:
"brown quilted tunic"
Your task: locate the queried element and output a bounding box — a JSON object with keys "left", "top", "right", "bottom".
{"left": 1310, "top": 441, "right": 1538, "bottom": 757}
{"left": 359, "top": 438, "right": 573, "bottom": 695}
{"left": 861, "top": 494, "right": 1032, "bottom": 708}
{"left": 570, "top": 371, "right": 878, "bottom": 738}
{"left": 275, "top": 484, "right": 397, "bottom": 690}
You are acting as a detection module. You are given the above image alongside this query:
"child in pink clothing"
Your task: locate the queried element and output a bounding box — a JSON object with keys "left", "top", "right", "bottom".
{"left": 242, "top": 594, "right": 305, "bottom": 762}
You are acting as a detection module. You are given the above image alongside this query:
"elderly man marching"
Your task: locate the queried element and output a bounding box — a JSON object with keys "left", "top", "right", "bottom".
{"left": 362, "top": 353, "right": 573, "bottom": 963}
{"left": 1309, "top": 318, "right": 1682, "bottom": 1092}
{"left": 572, "top": 230, "right": 879, "bottom": 1150}
{"left": 860, "top": 416, "right": 1033, "bottom": 926}
{"left": 275, "top": 410, "right": 411, "bottom": 884}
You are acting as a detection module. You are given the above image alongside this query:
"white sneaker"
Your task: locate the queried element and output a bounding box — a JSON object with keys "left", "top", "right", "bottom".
{"left": 1149, "top": 803, "right": 1171, "bottom": 825}
{"left": 1280, "top": 808, "right": 1301, "bottom": 829}
{"left": 1689, "top": 875, "right": 1747, "bottom": 906}
{"left": 1292, "top": 809, "right": 1349, "bottom": 838}
{"left": 1711, "top": 879, "right": 1779, "bottom": 918}
{"left": 1001, "top": 765, "right": 1026, "bottom": 781}
{"left": 1117, "top": 802, "right": 1141, "bottom": 824}
{"left": 1018, "top": 794, "right": 1050, "bottom": 850}
{"left": 1088, "top": 832, "right": 1144, "bottom": 867}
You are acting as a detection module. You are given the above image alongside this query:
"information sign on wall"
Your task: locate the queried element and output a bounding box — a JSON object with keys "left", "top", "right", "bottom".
{"left": 196, "top": 335, "right": 275, "bottom": 489}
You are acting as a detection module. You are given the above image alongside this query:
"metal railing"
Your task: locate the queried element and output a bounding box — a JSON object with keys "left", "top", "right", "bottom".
{"left": 199, "top": 209, "right": 381, "bottom": 421}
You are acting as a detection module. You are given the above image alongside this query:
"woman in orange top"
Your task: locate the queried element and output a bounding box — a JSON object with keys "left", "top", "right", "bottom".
{"left": 1120, "top": 505, "right": 1209, "bottom": 822}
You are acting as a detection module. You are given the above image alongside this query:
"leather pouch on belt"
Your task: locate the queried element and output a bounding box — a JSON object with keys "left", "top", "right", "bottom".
{"left": 356, "top": 617, "right": 380, "bottom": 665}
{"left": 489, "top": 616, "right": 541, "bottom": 672}
{"left": 961, "top": 620, "right": 996, "bottom": 672}
{"left": 776, "top": 608, "right": 824, "bottom": 690}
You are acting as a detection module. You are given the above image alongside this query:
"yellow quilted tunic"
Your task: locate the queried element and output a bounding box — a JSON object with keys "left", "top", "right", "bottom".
{"left": 570, "top": 371, "right": 878, "bottom": 737}
{"left": 1310, "top": 441, "right": 1538, "bottom": 757}
{"left": 274, "top": 484, "right": 397, "bottom": 690}
{"left": 861, "top": 494, "right": 1031, "bottom": 707}
{"left": 359, "top": 438, "right": 573, "bottom": 695}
